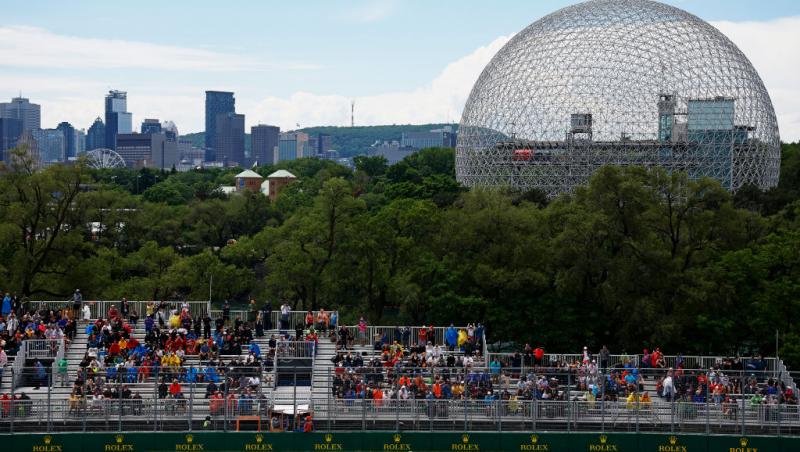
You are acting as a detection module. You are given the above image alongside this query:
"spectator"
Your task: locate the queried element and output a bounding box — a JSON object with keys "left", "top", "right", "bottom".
{"left": 0, "top": 347, "right": 6, "bottom": 389}
{"left": 1, "top": 294, "right": 10, "bottom": 317}
{"left": 71, "top": 289, "right": 83, "bottom": 319}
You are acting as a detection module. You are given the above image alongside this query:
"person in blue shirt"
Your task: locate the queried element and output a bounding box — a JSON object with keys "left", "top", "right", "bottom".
{"left": 1, "top": 293, "right": 11, "bottom": 317}
{"left": 445, "top": 325, "right": 458, "bottom": 351}
{"left": 249, "top": 342, "right": 261, "bottom": 357}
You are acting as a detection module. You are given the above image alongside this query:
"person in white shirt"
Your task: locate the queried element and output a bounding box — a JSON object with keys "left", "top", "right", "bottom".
{"left": 82, "top": 304, "right": 91, "bottom": 322}
{"left": 662, "top": 369, "right": 676, "bottom": 400}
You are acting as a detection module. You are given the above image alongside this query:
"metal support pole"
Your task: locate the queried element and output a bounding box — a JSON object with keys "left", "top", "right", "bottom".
{"left": 153, "top": 376, "right": 158, "bottom": 432}
{"left": 224, "top": 376, "right": 229, "bottom": 432}
{"left": 705, "top": 381, "right": 710, "bottom": 434}
{"left": 464, "top": 398, "right": 468, "bottom": 432}
{"left": 533, "top": 396, "right": 537, "bottom": 432}
{"left": 600, "top": 371, "right": 605, "bottom": 433}
{"left": 293, "top": 372, "right": 298, "bottom": 431}
{"left": 741, "top": 368, "right": 745, "bottom": 436}
{"left": 328, "top": 367, "right": 333, "bottom": 432}
{"left": 395, "top": 390, "right": 400, "bottom": 432}
{"left": 47, "top": 372, "right": 52, "bottom": 432}
{"left": 567, "top": 371, "right": 572, "bottom": 433}
{"left": 635, "top": 378, "right": 640, "bottom": 434}
{"left": 118, "top": 381, "right": 122, "bottom": 432}
{"left": 670, "top": 389, "right": 674, "bottom": 433}
{"left": 10, "top": 368, "right": 14, "bottom": 433}
{"left": 189, "top": 381, "right": 194, "bottom": 431}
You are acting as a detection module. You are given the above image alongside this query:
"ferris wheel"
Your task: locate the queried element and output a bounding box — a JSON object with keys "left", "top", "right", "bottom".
{"left": 85, "top": 148, "right": 126, "bottom": 169}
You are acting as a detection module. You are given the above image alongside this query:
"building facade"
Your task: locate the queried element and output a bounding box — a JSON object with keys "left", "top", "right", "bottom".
{"left": 104, "top": 90, "right": 132, "bottom": 150}
{"left": 205, "top": 91, "right": 235, "bottom": 161}
{"left": 32, "top": 129, "right": 66, "bottom": 163}
{"left": 214, "top": 112, "right": 245, "bottom": 166}
{"left": 0, "top": 97, "right": 41, "bottom": 131}
{"left": 277, "top": 132, "right": 310, "bottom": 162}
{"left": 141, "top": 119, "right": 162, "bottom": 135}
{"left": 0, "top": 118, "right": 22, "bottom": 160}
{"left": 56, "top": 122, "right": 77, "bottom": 159}
{"left": 251, "top": 125, "right": 280, "bottom": 166}
{"left": 116, "top": 132, "right": 178, "bottom": 169}
{"left": 86, "top": 118, "right": 106, "bottom": 152}
{"left": 401, "top": 127, "right": 457, "bottom": 149}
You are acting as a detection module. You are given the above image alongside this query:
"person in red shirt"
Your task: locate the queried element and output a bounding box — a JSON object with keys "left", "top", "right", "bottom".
{"left": 303, "top": 414, "right": 313, "bottom": 432}
{"left": 169, "top": 379, "right": 182, "bottom": 397}
{"left": 534, "top": 347, "right": 545, "bottom": 366}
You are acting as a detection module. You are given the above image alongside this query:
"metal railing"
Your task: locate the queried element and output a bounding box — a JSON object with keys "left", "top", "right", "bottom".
{"left": 276, "top": 340, "right": 316, "bottom": 358}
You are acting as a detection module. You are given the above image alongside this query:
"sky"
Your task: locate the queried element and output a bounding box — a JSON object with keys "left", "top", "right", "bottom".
{"left": 1, "top": 0, "right": 798, "bottom": 141}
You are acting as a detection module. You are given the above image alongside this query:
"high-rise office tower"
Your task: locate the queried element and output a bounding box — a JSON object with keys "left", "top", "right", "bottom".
{"left": 141, "top": 119, "right": 162, "bottom": 135}
{"left": 0, "top": 118, "right": 23, "bottom": 160}
{"left": 86, "top": 118, "right": 106, "bottom": 151}
{"left": 75, "top": 129, "right": 86, "bottom": 155}
{"left": 251, "top": 125, "right": 280, "bottom": 165}
{"left": 104, "top": 90, "right": 132, "bottom": 150}
{"left": 205, "top": 91, "right": 235, "bottom": 161}
{"left": 317, "top": 133, "right": 333, "bottom": 155}
{"left": 214, "top": 112, "right": 245, "bottom": 166}
{"left": 32, "top": 129, "right": 66, "bottom": 163}
{"left": 56, "top": 122, "right": 77, "bottom": 158}
{"left": 0, "top": 97, "right": 41, "bottom": 132}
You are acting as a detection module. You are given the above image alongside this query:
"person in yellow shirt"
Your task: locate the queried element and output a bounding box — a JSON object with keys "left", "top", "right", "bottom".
{"left": 625, "top": 392, "right": 640, "bottom": 410}
{"left": 457, "top": 329, "right": 467, "bottom": 347}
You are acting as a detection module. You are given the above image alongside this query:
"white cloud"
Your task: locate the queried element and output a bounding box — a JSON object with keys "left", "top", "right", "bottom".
{"left": 711, "top": 17, "right": 800, "bottom": 142}
{"left": 247, "top": 36, "right": 511, "bottom": 130}
{"left": 341, "top": 0, "right": 399, "bottom": 24}
{"left": 0, "top": 26, "right": 318, "bottom": 71}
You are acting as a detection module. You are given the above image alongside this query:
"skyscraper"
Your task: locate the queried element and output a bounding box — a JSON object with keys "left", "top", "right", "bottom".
{"left": 86, "top": 117, "right": 106, "bottom": 151}
{"left": 141, "top": 119, "right": 162, "bottom": 135}
{"left": 277, "top": 132, "right": 309, "bottom": 162}
{"left": 251, "top": 125, "right": 280, "bottom": 166}
{"left": 0, "top": 97, "right": 41, "bottom": 131}
{"left": 104, "top": 90, "right": 132, "bottom": 151}
{"left": 317, "top": 133, "right": 333, "bottom": 155}
{"left": 214, "top": 112, "right": 245, "bottom": 166}
{"left": 205, "top": 91, "right": 235, "bottom": 161}
{"left": 56, "top": 122, "right": 77, "bottom": 159}
{"left": 32, "top": 129, "right": 66, "bottom": 163}
{"left": 0, "top": 118, "right": 22, "bottom": 160}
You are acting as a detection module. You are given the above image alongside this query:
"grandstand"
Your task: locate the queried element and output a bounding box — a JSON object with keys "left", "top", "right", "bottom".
{"left": 1, "top": 300, "right": 800, "bottom": 451}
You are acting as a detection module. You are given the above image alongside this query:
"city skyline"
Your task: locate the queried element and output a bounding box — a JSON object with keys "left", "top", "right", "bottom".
{"left": 0, "top": 0, "right": 798, "bottom": 141}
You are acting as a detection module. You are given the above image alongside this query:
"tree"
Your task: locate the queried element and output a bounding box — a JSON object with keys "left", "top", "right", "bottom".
{"left": 0, "top": 147, "right": 88, "bottom": 297}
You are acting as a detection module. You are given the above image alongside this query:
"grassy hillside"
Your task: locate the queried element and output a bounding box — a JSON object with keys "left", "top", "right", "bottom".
{"left": 180, "top": 123, "right": 458, "bottom": 158}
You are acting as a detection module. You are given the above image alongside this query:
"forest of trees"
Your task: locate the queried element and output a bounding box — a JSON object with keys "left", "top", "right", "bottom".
{"left": 1, "top": 143, "right": 799, "bottom": 365}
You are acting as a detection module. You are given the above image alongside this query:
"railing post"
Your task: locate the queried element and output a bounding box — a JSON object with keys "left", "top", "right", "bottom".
{"left": 740, "top": 368, "right": 745, "bottom": 436}
{"left": 47, "top": 371, "right": 52, "bottom": 432}
{"left": 189, "top": 380, "right": 194, "bottom": 431}
{"left": 9, "top": 367, "right": 14, "bottom": 433}
{"left": 328, "top": 367, "right": 332, "bottom": 432}
{"left": 152, "top": 376, "right": 158, "bottom": 432}
{"left": 600, "top": 371, "right": 605, "bottom": 433}
{"left": 635, "top": 377, "right": 640, "bottom": 434}
{"left": 567, "top": 371, "right": 572, "bottom": 433}
{"left": 118, "top": 381, "right": 123, "bottom": 432}
{"left": 395, "top": 389, "right": 400, "bottom": 433}
{"left": 705, "top": 380, "right": 710, "bottom": 435}
{"left": 670, "top": 387, "right": 675, "bottom": 433}
{"left": 533, "top": 396, "right": 537, "bottom": 432}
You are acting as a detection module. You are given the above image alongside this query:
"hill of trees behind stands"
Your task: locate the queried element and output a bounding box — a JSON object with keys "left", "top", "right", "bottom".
{"left": 1, "top": 143, "right": 800, "bottom": 365}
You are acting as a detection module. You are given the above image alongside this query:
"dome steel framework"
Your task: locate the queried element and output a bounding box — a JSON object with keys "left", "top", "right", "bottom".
{"left": 456, "top": 0, "right": 780, "bottom": 197}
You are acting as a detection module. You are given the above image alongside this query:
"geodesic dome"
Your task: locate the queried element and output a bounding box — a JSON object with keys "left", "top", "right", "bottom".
{"left": 456, "top": 0, "right": 780, "bottom": 197}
